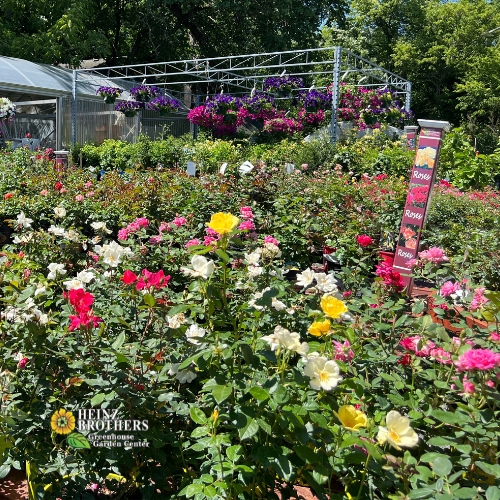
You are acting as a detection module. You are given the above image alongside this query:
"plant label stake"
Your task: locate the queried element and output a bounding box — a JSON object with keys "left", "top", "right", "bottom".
{"left": 285, "top": 163, "right": 294, "bottom": 174}
{"left": 186, "top": 161, "right": 196, "bottom": 176}
{"left": 239, "top": 160, "right": 254, "bottom": 174}
{"left": 392, "top": 119, "right": 450, "bottom": 295}
{"left": 219, "top": 162, "right": 228, "bottom": 175}
{"left": 404, "top": 125, "right": 419, "bottom": 150}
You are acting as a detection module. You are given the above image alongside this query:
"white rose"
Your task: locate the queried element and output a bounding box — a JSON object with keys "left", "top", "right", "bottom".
{"left": 54, "top": 206, "right": 66, "bottom": 218}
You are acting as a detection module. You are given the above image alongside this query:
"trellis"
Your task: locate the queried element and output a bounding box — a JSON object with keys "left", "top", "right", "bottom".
{"left": 73, "top": 46, "right": 411, "bottom": 144}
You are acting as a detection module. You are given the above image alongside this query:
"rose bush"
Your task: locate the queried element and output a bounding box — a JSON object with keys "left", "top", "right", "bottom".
{"left": 0, "top": 135, "right": 498, "bottom": 499}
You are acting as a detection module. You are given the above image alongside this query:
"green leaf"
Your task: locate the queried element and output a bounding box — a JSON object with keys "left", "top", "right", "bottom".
{"left": 431, "top": 409, "right": 470, "bottom": 425}
{"left": 249, "top": 386, "right": 270, "bottom": 401}
{"left": 0, "top": 464, "right": 11, "bottom": 479}
{"left": 486, "top": 486, "right": 500, "bottom": 500}
{"left": 226, "top": 445, "right": 243, "bottom": 462}
{"left": 476, "top": 461, "right": 500, "bottom": 479}
{"left": 212, "top": 385, "right": 232, "bottom": 404}
{"left": 189, "top": 406, "right": 207, "bottom": 425}
{"left": 111, "top": 332, "right": 126, "bottom": 350}
{"left": 181, "top": 483, "right": 204, "bottom": 498}
{"left": 143, "top": 293, "right": 155, "bottom": 307}
{"left": 67, "top": 432, "right": 91, "bottom": 449}
{"left": 408, "top": 488, "right": 435, "bottom": 499}
{"left": 454, "top": 488, "right": 481, "bottom": 499}
{"left": 432, "top": 457, "right": 453, "bottom": 477}
{"left": 91, "top": 393, "right": 106, "bottom": 406}
{"left": 238, "top": 418, "right": 259, "bottom": 441}
{"left": 215, "top": 249, "right": 230, "bottom": 263}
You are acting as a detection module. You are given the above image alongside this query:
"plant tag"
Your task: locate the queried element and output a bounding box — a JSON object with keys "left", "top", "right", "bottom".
{"left": 239, "top": 160, "right": 254, "bottom": 174}
{"left": 186, "top": 161, "right": 196, "bottom": 176}
{"left": 285, "top": 163, "right": 295, "bottom": 174}
{"left": 220, "top": 162, "right": 228, "bottom": 174}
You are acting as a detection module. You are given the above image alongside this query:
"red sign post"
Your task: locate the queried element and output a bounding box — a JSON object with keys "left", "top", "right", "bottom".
{"left": 404, "top": 125, "right": 419, "bottom": 150}
{"left": 392, "top": 120, "right": 450, "bottom": 294}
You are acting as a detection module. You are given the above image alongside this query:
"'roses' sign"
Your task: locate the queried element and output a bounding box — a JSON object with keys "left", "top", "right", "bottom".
{"left": 392, "top": 120, "right": 450, "bottom": 293}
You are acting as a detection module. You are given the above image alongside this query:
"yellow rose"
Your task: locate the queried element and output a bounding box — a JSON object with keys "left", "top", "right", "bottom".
{"left": 334, "top": 405, "right": 368, "bottom": 431}
{"left": 207, "top": 212, "right": 240, "bottom": 235}
{"left": 320, "top": 296, "right": 348, "bottom": 319}
{"left": 307, "top": 319, "right": 331, "bottom": 337}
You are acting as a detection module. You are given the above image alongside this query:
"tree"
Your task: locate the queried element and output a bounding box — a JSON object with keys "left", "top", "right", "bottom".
{"left": 0, "top": 0, "right": 345, "bottom": 67}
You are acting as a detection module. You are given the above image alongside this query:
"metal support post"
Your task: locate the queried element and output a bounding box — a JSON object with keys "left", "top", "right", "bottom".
{"left": 330, "top": 46, "right": 342, "bottom": 144}
{"left": 71, "top": 70, "right": 78, "bottom": 145}
{"left": 56, "top": 96, "right": 63, "bottom": 151}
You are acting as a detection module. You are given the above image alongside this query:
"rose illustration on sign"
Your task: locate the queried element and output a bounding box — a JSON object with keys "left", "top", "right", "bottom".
{"left": 415, "top": 146, "right": 437, "bottom": 169}
{"left": 406, "top": 183, "right": 428, "bottom": 208}
{"left": 398, "top": 223, "right": 420, "bottom": 248}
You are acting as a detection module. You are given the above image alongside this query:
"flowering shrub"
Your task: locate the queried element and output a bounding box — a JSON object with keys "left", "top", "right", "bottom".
{"left": 0, "top": 97, "right": 16, "bottom": 124}
{"left": 337, "top": 83, "right": 413, "bottom": 129}
{"left": 0, "top": 140, "right": 499, "bottom": 498}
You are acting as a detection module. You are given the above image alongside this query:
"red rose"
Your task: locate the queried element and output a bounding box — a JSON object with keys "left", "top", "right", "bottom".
{"left": 4, "top": 193, "right": 13, "bottom": 200}
{"left": 356, "top": 234, "right": 373, "bottom": 247}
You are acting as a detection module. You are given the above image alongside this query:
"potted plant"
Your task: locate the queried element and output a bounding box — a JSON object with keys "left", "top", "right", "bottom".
{"left": 263, "top": 75, "right": 303, "bottom": 97}
{"left": 205, "top": 94, "right": 240, "bottom": 115}
{"left": 298, "top": 89, "right": 331, "bottom": 112}
{"left": 96, "top": 86, "right": 123, "bottom": 104}
{"left": 147, "top": 96, "right": 182, "bottom": 116}
{"left": 130, "top": 85, "right": 162, "bottom": 102}
{"left": 114, "top": 100, "right": 144, "bottom": 117}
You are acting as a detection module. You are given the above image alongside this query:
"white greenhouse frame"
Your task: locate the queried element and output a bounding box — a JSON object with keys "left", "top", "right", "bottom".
{"left": 73, "top": 46, "right": 412, "bottom": 145}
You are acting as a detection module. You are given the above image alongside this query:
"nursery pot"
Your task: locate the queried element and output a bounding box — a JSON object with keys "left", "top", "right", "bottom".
{"left": 124, "top": 110, "right": 137, "bottom": 118}
{"left": 306, "top": 105, "right": 319, "bottom": 113}
{"left": 104, "top": 96, "right": 116, "bottom": 104}
{"left": 135, "top": 93, "right": 150, "bottom": 102}
{"left": 159, "top": 108, "right": 172, "bottom": 117}
{"left": 223, "top": 113, "right": 237, "bottom": 124}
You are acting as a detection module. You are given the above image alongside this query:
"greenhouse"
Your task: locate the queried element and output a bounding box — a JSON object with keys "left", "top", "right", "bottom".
{"left": 0, "top": 56, "right": 190, "bottom": 149}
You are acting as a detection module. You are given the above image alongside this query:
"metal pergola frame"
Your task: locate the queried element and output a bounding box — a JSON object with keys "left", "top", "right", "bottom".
{"left": 72, "top": 46, "right": 411, "bottom": 144}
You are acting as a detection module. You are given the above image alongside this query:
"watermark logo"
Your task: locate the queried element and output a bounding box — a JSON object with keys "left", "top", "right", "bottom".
{"left": 49, "top": 408, "right": 149, "bottom": 449}
{"left": 50, "top": 408, "right": 90, "bottom": 449}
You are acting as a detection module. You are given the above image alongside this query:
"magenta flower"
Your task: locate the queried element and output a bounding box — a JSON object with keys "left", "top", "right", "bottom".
{"left": 172, "top": 216, "right": 187, "bottom": 228}
{"left": 418, "top": 247, "right": 449, "bottom": 264}
{"left": 356, "top": 234, "right": 373, "bottom": 247}
{"left": 185, "top": 238, "right": 201, "bottom": 248}
{"left": 238, "top": 220, "right": 255, "bottom": 231}
{"left": 264, "top": 235, "right": 279, "bottom": 246}
{"left": 332, "top": 340, "right": 354, "bottom": 362}
{"left": 455, "top": 349, "right": 500, "bottom": 372}
{"left": 440, "top": 281, "right": 462, "bottom": 297}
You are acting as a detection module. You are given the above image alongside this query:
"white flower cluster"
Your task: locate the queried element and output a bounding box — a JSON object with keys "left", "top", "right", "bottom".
{"left": 302, "top": 352, "right": 342, "bottom": 391}
{"left": 94, "top": 241, "right": 133, "bottom": 267}
{"left": 296, "top": 268, "right": 339, "bottom": 294}
{"left": 181, "top": 255, "right": 215, "bottom": 280}
{"left": 1, "top": 297, "right": 48, "bottom": 325}
{"left": 48, "top": 225, "right": 80, "bottom": 242}
{"left": 262, "top": 325, "right": 308, "bottom": 356}
{"left": 0, "top": 97, "right": 16, "bottom": 122}
{"left": 248, "top": 287, "right": 294, "bottom": 314}
{"left": 63, "top": 270, "right": 95, "bottom": 290}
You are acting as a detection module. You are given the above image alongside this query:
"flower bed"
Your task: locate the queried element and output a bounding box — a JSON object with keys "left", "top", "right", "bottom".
{"left": 0, "top": 140, "right": 499, "bottom": 499}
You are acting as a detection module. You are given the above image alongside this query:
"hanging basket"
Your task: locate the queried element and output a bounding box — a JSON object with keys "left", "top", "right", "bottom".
{"left": 305, "top": 105, "right": 319, "bottom": 113}
{"left": 103, "top": 96, "right": 116, "bottom": 105}
{"left": 124, "top": 110, "right": 137, "bottom": 118}
{"left": 223, "top": 113, "right": 237, "bottom": 124}
{"left": 135, "top": 93, "right": 150, "bottom": 103}
{"left": 159, "top": 109, "right": 172, "bottom": 117}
